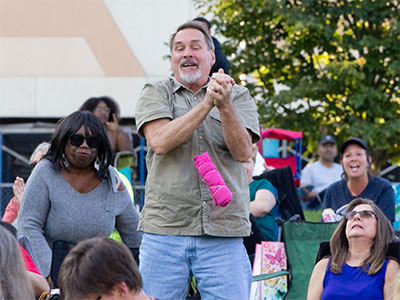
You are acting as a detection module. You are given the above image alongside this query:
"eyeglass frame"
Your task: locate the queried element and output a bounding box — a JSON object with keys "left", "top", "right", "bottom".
{"left": 94, "top": 106, "right": 111, "bottom": 114}
{"left": 343, "top": 210, "right": 377, "bottom": 221}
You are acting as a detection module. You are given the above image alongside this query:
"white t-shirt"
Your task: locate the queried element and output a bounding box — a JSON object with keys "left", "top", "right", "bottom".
{"left": 300, "top": 161, "right": 342, "bottom": 193}
{"left": 253, "top": 151, "right": 266, "bottom": 176}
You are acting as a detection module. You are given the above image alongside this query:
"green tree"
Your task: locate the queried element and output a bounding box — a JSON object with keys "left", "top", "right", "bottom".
{"left": 196, "top": 0, "right": 400, "bottom": 172}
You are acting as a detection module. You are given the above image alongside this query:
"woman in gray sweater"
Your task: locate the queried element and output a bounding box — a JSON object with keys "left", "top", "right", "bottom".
{"left": 18, "top": 111, "right": 142, "bottom": 278}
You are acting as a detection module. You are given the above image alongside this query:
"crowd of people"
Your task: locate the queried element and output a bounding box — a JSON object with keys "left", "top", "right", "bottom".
{"left": 0, "top": 18, "right": 399, "bottom": 300}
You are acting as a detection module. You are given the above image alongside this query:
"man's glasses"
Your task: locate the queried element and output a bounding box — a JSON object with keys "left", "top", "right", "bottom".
{"left": 344, "top": 210, "right": 377, "bottom": 221}
{"left": 70, "top": 134, "right": 100, "bottom": 149}
{"left": 94, "top": 106, "right": 111, "bottom": 113}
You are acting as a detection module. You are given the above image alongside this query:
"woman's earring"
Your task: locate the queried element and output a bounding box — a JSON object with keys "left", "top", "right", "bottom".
{"left": 94, "top": 157, "right": 100, "bottom": 171}
{"left": 61, "top": 153, "right": 70, "bottom": 168}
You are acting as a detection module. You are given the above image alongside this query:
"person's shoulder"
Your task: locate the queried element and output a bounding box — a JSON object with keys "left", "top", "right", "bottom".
{"left": 142, "top": 78, "right": 171, "bottom": 91}
{"left": 212, "top": 36, "right": 221, "bottom": 48}
{"left": 258, "top": 178, "right": 276, "bottom": 189}
{"left": 33, "top": 158, "right": 54, "bottom": 174}
{"left": 386, "top": 259, "right": 400, "bottom": 276}
{"left": 231, "top": 84, "right": 251, "bottom": 98}
{"left": 314, "top": 257, "right": 330, "bottom": 273}
{"left": 371, "top": 175, "right": 392, "bottom": 187}
{"left": 317, "top": 257, "right": 330, "bottom": 266}
{"left": 333, "top": 162, "right": 342, "bottom": 169}
{"left": 308, "top": 161, "right": 322, "bottom": 170}
{"left": 387, "top": 258, "right": 400, "bottom": 267}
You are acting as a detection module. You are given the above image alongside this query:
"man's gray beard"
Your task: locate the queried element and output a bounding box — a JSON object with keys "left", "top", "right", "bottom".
{"left": 179, "top": 69, "right": 202, "bottom": 85}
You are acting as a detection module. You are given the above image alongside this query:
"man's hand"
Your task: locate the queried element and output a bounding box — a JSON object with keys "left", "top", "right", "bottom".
{"left": 207, "top": 69, "right": 235, "bottom": 109}
{"left": 106, "top": 113, "right": 119, "bottom": 134}
{"left": 13, "top": 176, "right": 25, "bottom": 205}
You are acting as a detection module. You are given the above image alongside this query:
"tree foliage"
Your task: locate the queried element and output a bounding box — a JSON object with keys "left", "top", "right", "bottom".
{"left": 196, "top": 0, "right": 400, "bottom": 171}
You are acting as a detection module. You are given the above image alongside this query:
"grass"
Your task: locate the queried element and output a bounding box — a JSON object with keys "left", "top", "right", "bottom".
{"left": 304, "top": 209, "right": 322, "bottom": 222}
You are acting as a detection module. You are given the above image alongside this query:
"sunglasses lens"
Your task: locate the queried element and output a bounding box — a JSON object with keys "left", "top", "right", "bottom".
{"left": 86, "top": 136, "right": 100, "bottom": 148}
{"left": 70, "top": 135, "right": 84, "bottom": 147}
{"left": 345, "top": 210, "right": 375, "bottom": 220}
{"left": 70, "top": 134, "right": 100, "bottom": 148}
{"left": 360, "top": 211, "right": 373, "bottom": 218}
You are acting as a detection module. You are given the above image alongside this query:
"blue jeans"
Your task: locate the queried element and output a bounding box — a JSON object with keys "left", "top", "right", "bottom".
{"left": 139, "top": 233, "right": 252, "bottom": 300}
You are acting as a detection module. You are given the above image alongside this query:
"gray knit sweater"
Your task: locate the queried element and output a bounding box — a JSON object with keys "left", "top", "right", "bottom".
{"left": 18, "top": 159, "right": 142, "bottom": 277}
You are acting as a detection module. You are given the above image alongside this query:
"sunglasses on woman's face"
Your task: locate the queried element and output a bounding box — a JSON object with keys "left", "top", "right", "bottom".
{"left": 69, "top": 134, "right": 100, "bottom": 149}
{"left": 344, "top": 210, "right": 377, "bottom": 221}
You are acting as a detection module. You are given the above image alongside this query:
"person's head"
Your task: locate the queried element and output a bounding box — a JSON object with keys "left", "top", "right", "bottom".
{"left": 29, "top": 142, "right": 50, "bottom": 170}
{"left": 317, "top": 135, "right": 337, "bottom": 163}
{"left": 169, "top": 21, "right": 215, "bottom": 92}
{"left": 339, "top": 137, "right": 371, "bottom": 181}
{"left": 0, "top": 225, "right": 34, "bottom": 300}
{"left": 46, "top": 111, "right": 112, "bottom": 178}
{"left": 193, "top": 17, "right": 211, "bottom": 34}
{"left": 243, "top": 144, "right": 258, "bottom": 184}
{"left": 58, "top": 237, "right": 149, "bottom": 300}
{"left": 80, "top": 96, "right": 121, "bottom": 125}
{"left": 330, "top": 198, "right": 394, "bottom": 275}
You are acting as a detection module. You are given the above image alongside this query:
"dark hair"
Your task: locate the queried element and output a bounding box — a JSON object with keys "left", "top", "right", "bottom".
{"left": 46, "top": 111, "right": 112, "bottom": 178}
{"left": 193, "top": 17, "right": 211, "bottom": 31}
{"left": 0, "top": 221, "right": 17, "bottom": 237}
{"left": 330, "top": 198, "right": 394, "bottom": 275}
{"left": 169, "top": 21, "right": 214, "bottom": 52}
{"left": 80, "top": 96, "right": 121, "bottom": 122}
{"left": 58, "top": 237, "right": 143, "bottom": 299}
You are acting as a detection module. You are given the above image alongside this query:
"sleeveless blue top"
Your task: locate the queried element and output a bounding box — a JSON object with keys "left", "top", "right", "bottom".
{"left": 321, "top": 258, "right": 389, "bottom": 300}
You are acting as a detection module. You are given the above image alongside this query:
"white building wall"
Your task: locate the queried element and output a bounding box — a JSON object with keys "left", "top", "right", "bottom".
{"left": 0, "top": 0, "right": 201, "bottom": 118}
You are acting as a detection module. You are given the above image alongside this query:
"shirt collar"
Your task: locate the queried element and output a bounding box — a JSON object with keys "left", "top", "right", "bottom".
{"left": 169, "top": 76, "right": 211, "bottom": 94}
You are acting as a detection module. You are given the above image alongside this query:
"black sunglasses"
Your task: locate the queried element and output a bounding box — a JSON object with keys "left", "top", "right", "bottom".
{"left": 70, "top": 134, "right": 100, "bottom": 149}
{"left": 344, "top": 210, "right": 377, "bottom": 221}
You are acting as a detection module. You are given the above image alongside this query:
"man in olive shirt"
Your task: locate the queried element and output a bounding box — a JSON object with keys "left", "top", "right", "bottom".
{"left": 135, "top": 21, "right": 260, "bottom": 299}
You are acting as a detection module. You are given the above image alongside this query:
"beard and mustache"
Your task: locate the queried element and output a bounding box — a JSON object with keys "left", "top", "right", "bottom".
{"left": 178, "top": 58, "right": 202, "bottom": 85}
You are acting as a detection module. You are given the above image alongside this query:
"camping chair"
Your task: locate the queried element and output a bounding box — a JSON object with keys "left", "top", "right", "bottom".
{"left": 254, "top": 166, "right": 305, "bottom": 221}
{"left": 113, "top": 151, "right": 137, "bottom": 184}
{"left": 50, "top": 240, "right": 76, "bottom": 288}
{"left": 49, "top": 240, "right": 140, "bottom": 288}
{"left": 252, "top": 220, "right": 338, "bottom": 299}
{"left": 315, "top": 240, "right": 400, "bottom": 265}
{"left": 257, "top": 128, "right": 303, "bottom": 186}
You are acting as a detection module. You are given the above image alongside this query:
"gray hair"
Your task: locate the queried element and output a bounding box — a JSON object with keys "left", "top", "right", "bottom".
{"left": 0, "top": 226, "right": 34, "bottom": 299}
{"left": 169, "top": 21, "right": 215, "bottom": 52}
{"left": 29, "top": 142, "right": 50, "bottom": 165}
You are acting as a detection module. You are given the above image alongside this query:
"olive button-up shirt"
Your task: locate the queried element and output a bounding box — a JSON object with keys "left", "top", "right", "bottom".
{"left": 135, "top": 77, "right": 260, "bottom": 237}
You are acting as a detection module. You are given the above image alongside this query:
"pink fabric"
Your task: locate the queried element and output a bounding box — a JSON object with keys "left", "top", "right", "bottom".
{"left": 20, "top": 245, "right": 41, "bottom": 275}
{"left": 193, "top": 152, "right": 232, "bottom": 207}
{"left": 261, "top": 128, "right": 302, "bottom": 141}
{"left": 2, "top": 196, "right": 19, "bottom": 223}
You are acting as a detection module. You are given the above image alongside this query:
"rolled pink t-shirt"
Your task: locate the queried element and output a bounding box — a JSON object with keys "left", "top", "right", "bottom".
{"left": 194, "top": 152, "right": 232, "bottom": 207}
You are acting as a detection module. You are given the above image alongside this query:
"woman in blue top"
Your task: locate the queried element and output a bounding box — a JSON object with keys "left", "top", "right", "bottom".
{"left": 308, "top": 198, "right": 399, "bottom": 299}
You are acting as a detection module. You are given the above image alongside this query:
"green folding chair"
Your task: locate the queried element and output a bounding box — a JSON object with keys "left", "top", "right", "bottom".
{"left": 252, "top": 220, "right": 339, "bottom": 299}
